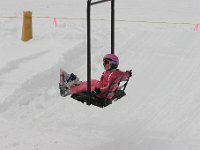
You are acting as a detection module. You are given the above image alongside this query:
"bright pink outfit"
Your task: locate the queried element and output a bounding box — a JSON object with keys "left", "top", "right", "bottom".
{"left": 70, "top": 69, "right": 130, "bottom": 99}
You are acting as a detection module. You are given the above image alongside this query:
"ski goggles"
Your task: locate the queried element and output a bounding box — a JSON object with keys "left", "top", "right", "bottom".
{"left": 103, "top": 59, "right": 111, "bottom": 66}
{"left": 103, "top": 58, "right": 117, "bottom": 66}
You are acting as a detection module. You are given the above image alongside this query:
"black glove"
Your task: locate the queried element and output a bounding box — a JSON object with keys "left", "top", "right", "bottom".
{"left": 92, "top": 88, "right": 101, "bottom": 95}
{"left": 126, "top": 70, "right": 132, "bottom": 77}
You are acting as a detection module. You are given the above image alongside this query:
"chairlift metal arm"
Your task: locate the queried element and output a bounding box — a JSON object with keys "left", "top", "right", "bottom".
{"left": 91, "top": 0, "right": 111, "bottom": 5}
{"left": 87, "top": 0, "right": 92, "bottom": 105}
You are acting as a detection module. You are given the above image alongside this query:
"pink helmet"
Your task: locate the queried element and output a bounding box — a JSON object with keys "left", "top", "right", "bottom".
{"left": 103, "top": 53, "right": 119, "bottom": 65}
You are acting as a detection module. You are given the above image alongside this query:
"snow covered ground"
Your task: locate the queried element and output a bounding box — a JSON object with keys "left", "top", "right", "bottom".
{"left": 0, "top": 0, "right": 200, "bottom": 149}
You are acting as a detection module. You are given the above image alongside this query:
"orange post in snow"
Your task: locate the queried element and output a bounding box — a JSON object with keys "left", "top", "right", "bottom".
{"left": 21, "top": 11, "right": 32, "bottom": 41}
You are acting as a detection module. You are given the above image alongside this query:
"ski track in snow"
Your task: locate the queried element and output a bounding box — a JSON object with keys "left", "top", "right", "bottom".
{"left": 0, "top": 50, "right": 49, "bottom": 77}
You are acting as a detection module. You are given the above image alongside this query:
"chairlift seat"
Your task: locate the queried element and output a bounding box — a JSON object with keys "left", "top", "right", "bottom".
{"left": 71, "top": 76, "right": 129, "bottom": 108}
{"left": 71, "top": 89, "right": 126, "bottom": 108}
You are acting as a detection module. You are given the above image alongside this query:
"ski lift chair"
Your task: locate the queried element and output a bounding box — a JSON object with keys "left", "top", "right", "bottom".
{"left": 70, "top": 0, "right": 132, "bottom": 108}
{"left": 71, "top": 71, "right": 131, "bottom": 108}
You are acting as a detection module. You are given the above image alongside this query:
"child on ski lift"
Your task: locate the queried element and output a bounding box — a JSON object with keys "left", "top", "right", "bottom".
{"left": 59, "top": 53, "right": 132, "bottom": 99}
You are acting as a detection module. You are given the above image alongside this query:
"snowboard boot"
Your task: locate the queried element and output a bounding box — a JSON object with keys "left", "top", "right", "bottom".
{"left": 59, "top": 69, "right": 80, "bottom": 97}
{"left": 65, "top": 73, "right": 80, "bottom": 88}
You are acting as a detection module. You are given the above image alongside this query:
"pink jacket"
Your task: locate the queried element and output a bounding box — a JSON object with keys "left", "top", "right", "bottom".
{"left": 70, "top": 69, "right": 130, "bottom": 99}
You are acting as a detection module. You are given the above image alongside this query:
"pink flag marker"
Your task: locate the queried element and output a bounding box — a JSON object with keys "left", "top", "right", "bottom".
{"left": 53, "top": 17, "right": 57, "bottom": 26}
{"left": 194, "top": 24, "right": 199, "bottom": 32}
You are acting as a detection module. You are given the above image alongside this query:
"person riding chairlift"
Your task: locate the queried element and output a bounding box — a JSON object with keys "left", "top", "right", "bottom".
{"left": 60, "top": 53, "right": 132, "bottom": 100}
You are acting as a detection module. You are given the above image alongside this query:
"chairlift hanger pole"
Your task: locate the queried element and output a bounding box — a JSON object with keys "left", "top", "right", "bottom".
{"left": 87, "top": 0, "right": 115, "bottom": 105}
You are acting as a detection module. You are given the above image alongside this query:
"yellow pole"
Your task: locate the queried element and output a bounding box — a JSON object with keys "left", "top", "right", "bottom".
{"left": 21, "top": 11, "right": 32, "bottom": 41}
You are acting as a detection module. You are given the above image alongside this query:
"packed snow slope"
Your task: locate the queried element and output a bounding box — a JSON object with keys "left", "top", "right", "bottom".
{"left": 0, "top": 0, "right": 200, "bottom": 150}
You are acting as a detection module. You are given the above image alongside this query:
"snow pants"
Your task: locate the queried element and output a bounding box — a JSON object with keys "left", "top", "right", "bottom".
{"left": 70, "top": 80, "right": 100, "bottom": 95}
